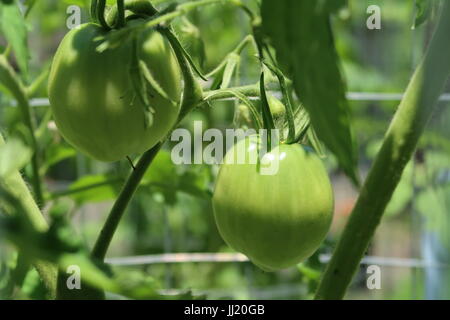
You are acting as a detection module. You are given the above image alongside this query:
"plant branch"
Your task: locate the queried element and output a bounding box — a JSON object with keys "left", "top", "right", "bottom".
{"left": 91, "top": 143, "right": 163, "bottom": 260}
{"left": 97, "top": 0, "right": 111, "bottom": 30}
{"left": 203, "top": 84, "right": 260, "bottom": 101}
{"left": 314, "top": 1, "right": 450, "bottom": 300}
{"left": 115, "top": 0, "right": 125, "bottom": 28}
{"left": 0, "top": 134, "right": 57, "bottom": 296}
{"left": 205, "top": 34, "right": 255, "bottom": 79}
{"left": 0, "top": 55, "right": 44, "bottom": 207}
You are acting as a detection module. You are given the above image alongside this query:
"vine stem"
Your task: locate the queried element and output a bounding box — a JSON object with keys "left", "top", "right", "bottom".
{"left": 205, "top": 34, "right": 256, "bottom": 79}
{"left": 116, "top": 0, "right": 125, "bottom": 28}
{"left": 90, "top": 0, "right": 98, "bottom": 22}
{"left": 97, "top": 0, "right": 110, "bottom": 30}
{"left": 91, "top": 143, "right": 163, "bottom": 260}
{"left": 0, "top": 134, "right": 57, "bottom": 296}
{"left": 0, "top": 56, "right": 44, "bottom": 207}
{"left": 203, "top": 84, "right": 260, "bottom": 101}
{"left": 315, "top": 1, "right": 450, "bottom": 300}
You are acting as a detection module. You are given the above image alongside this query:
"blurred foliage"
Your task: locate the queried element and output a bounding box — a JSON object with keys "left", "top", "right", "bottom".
{"left": 0, "top": 0, "right": 449, "bottom": 300}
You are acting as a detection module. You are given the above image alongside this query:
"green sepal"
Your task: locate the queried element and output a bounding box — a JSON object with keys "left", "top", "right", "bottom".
{"left": 160, "top": 27, "right": 204, "bottom": 121}
{"left": 129, "top": 35, "right": 154, "bottom": 128}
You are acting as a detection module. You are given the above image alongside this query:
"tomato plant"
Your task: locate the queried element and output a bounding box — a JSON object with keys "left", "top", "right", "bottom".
{"left": 0, "top": 0, "right": 449, "bottom": 302}
{"left": 48, "top": 22, "right": 182, "bottom": 162}
{"left": 213, "top": 135, "right": 333, "bottom": 271}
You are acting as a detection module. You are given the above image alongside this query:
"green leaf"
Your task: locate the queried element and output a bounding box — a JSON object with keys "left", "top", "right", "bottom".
{"left": 129, "top": 35, "right": 154, "bottom": 128}
{"left": 413, "top": 0, "right": 431, "bottom": 29}
{"left": 297, "top": 263, "right": 321, "bottom": 281}
{"left": 320, "top": 0, "right": 347, "bottom": 13}
{"left": 140, "top": 151, "right": 212, "bottom": 201}
{"left": 178, "top": 165, "right": 211, "bottom": 199}
{"left": 178, "top": 17, "right": 207, "bottom": 70}
{"left": 41, "top": 145, "right": 77, "bottom": 174}
{"left": 161, "top": 27, "right": 207, "bottom": 81}
{"left": 114, "top": 270, "right": 160, "bottom": 300}
{"left": 66, "top": 174, "right": 121, "bottom": 204}
{"left": 139, "top": 59, "right": 175, "bottom": 105}
{"left": 0, "top": 137, "right": 32, "bottom": 177}
{"left": 259, "top": 72, "right": 275, "bottom": 132}
{"left": 95, "top": 26, "right": 136, "bottom": 53}
{"left": 384, "top": 162, "right": 414, "bottom": 217}
{"left": 261, "top": 0, "right": 359, "bottom": 185}
{"left": 141, "top": 150, "right": 179, "bottom": 187}
{"left": 62, "top": 0, "right": 88, "bottom": 7}
{"left": 220, "top": 53, "right": 240, "bottom": 89}
{"left": 416, "top": 184, "right": 450, "bottom": 249}
{"left": 0, "top": 1, "right": 29, "bottom": 77}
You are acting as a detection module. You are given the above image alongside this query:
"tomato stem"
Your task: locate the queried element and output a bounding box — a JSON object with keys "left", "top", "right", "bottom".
{"left": 91, "top": 143, "right": 163, "bottom": 261}
{"left": 0, "top": 56, "right": 44, "bottom": 208}
{"left": 0, "top": 134, "right": 57, "bottom": 297}
{"left": 259, "top": 72, "right": 276, "bottom": 132}
{"left": 115, "top": 0, "right": 125, "bottom": 28}
{"left": 315, "top": 1, "right": 450, "bottom": 300}
{"left": 203, "top": 84, "right": 260, "bottom": 100}
{"left": 262, "top": 61, "right": 297, "bottom": 144}
{"left": 96, "top": 0, "right": 111, "bottom": 30}
{"left": 90, "top": 0, "right": 98, "bottom": 23}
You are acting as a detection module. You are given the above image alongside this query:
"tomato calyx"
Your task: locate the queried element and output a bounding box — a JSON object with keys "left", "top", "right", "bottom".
{"left": 103, "top": 1, "right": 206, "bottom": 123}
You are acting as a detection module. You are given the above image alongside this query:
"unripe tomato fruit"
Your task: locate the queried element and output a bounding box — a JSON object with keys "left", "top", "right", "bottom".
{"left": 48, "top": 23, "right": 182, "bottom": 162}
{"left": 213, "top": 136, "right": 334, "bottom": 271}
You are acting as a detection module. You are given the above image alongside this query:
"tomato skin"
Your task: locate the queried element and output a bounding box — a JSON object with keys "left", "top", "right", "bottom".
{"left": 48, "top": 23, "right": 181, "bottom": 162}
{"left": 212, "top": 136, "right": 334, "bottom": 271}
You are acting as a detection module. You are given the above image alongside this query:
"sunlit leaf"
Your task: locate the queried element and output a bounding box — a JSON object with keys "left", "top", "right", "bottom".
{"left": 141, "top": 150, "right": 179, "bottom": 187}
{"left": 0, "top": 137, "right": 32, "bottom": 177}
{"left": 261, "top": 0, "right": 359, "bottom": 185}
{"left": 41, "top": 145, "right": 77, "bottom": 174}
{"left": 0, "top": 1, "right": 29, "bottom": 77}
{"left": 413, "top": 0, "right": 431, "bottom": 29}
{"left": 66, "top": 174, "right": 121, "bottom": 204}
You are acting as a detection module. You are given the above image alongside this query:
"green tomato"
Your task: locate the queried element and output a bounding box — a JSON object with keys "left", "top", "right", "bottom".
{"left": 48, "top": 23, "right": 182, "bottom": 162}
{"left": 212, "top": 136, "right": 334, "bottom": 271}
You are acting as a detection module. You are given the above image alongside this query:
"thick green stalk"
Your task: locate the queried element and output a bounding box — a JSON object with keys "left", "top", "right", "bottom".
{"left": 0, "top": 134, "right": 57, "bottom": 297}
{"left": 315, "top": 1, "right": 450, "bottom": 300}
{"left": 0, "top": 56, "right": 44, "bottom": 207}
